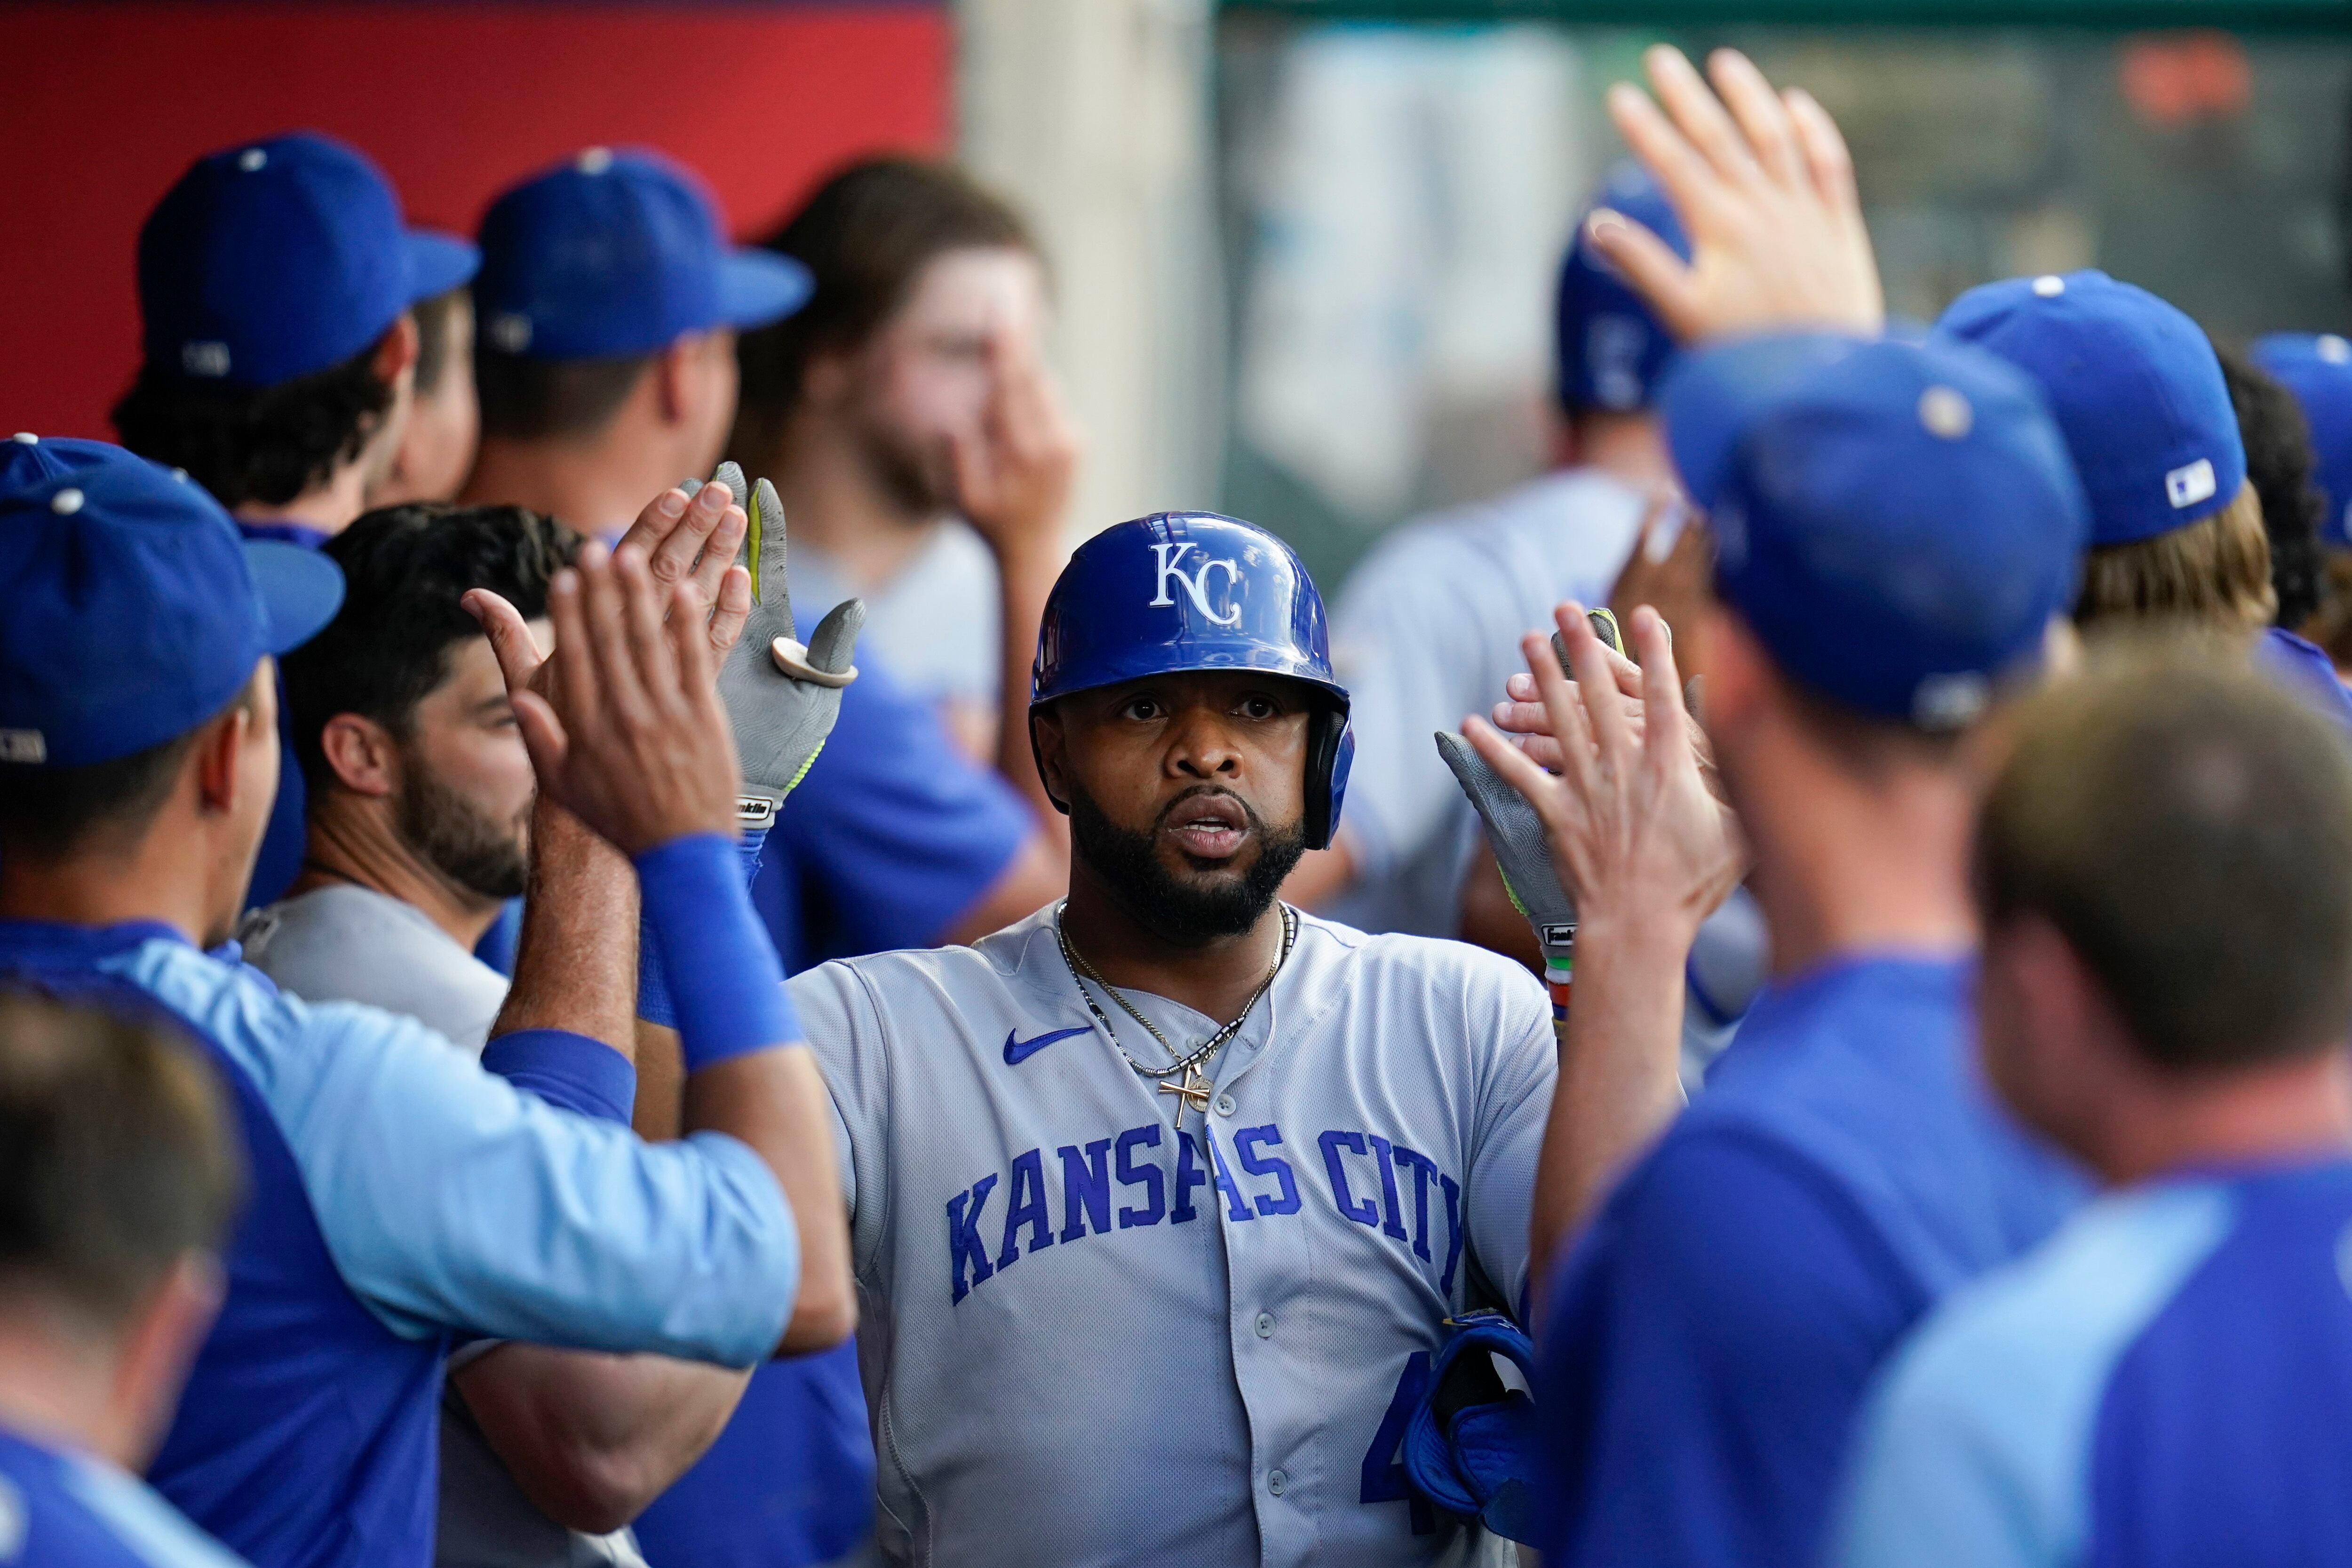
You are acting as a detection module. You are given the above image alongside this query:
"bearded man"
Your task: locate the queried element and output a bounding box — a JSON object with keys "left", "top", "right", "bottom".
{"left": 241, "top": 501, "right": 572, "bottom": 1048}
{"left": 783, "top": 512, "right": 1559, "bottom": 1567}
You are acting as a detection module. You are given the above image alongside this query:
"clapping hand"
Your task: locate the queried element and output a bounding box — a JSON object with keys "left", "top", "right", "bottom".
{"left": 469, "top": 542, "right": 743, "bottom": 858}
{"left": 1460, "top": 603, "right": 1744, "bottom": 954}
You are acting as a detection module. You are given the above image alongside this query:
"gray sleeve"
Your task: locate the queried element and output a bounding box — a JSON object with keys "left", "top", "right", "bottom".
{"left": 1459, "top": 963, "right": 1557, "bottom": 1316}
{"left": 1328, "top": 541, "right": 1497, "bottom": 879}
{"left": 789, "top": 962, "right": 889, "bottom": 1265}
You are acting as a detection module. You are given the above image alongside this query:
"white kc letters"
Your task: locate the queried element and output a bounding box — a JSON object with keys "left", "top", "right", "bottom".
{"left": 1149, "top": 542, "right": 1244, "bottom": 626}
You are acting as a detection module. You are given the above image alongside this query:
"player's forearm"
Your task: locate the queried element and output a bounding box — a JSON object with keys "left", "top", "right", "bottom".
{"left": 684, "top": 1049, "right": 855, "bottom": 1353}
{"left": 1529, "top": 913, "right": 1692, "bottom": 1298}
{"left": 454, "top": 1344, "right": 750, "bottom": 1535}
{"left": 492, "top": 799, "right": 638, "bottom": 1056}
{"left": 635, "top": 834, "right": 854, "bottom": 1352}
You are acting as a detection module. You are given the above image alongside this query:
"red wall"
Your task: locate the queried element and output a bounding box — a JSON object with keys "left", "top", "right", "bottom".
{"left": 1, "top": 2, "right": 950, "bottom": 438}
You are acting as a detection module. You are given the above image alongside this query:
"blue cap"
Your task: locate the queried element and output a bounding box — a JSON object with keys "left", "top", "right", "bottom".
{"left": 1556, "top": 163, "right": 1691, "bottom": 413}
{"left": 139, "top": 132, "right": 479, "bottom": 389}
{"left": 2252, "top": 333, "right": 2352, "bottom": 549}
{"left": 473, "top": 148, "right": 814, "bottom": 360}
{"left": 1664, "top": 333, "right": 2089, "bottom": 730}
{"left": 1935, "top": 270, "right": 2245, "bottom": 548}
{"left": 0, "top": 436, "right": 345, "bottom": 768}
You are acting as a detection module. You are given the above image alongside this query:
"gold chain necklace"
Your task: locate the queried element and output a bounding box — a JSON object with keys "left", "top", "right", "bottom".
{"left": 1053, "top": 901, "right": 1296, "bottom": 1132}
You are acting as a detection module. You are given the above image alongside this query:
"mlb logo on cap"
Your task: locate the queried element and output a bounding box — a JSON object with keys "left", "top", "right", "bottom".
{"left": 2166, "top": 458, "right": 2217, "bottom": 510}
{"left": 473, "top": 148, "right": 814, "bottom": 361}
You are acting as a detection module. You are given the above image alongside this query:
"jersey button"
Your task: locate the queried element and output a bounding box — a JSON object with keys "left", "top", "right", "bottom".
{"left": 1267, "top": 1469, "right": 1289, "bottom": 1496}
{"left": 1215, "top": 1093, "right": 1238, "bottom": 1117}
{"left": 1255, "top": 1312, "right": 1274, "bottom": 1338}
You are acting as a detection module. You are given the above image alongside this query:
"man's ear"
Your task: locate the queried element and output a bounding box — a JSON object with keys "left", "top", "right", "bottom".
{"left": 375, "top": 312, "right": 421, "bottom": 391}
{"left": 111, "top": 1251, "right": 224, "bottom": 1470}
{"left": 1698, "top": 604, "right": 1764, "bottom": 739}
{"left": 318, "top": 713, "right": 401, "bottom": 798}
{"left": 653, "top": 337, "right": 694, "bottom": 428}
{"left": 191, "top": 697, "right": 254, "bottom": 819}
{"left": 1030, "top": 706, "right": 1071, "bottom": 815}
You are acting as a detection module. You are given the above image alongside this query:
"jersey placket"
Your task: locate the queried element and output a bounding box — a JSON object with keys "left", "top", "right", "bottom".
{"left": 1201, "top": 970, "right": 1324, "bottom": 1568}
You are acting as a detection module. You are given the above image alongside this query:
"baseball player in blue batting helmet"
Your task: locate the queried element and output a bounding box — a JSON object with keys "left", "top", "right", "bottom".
{"left": 779, "top": 508, "right": 1555, "bottom": 1566}
{"left": 1031, "top": 511, "right": 1354, "bottom": 850}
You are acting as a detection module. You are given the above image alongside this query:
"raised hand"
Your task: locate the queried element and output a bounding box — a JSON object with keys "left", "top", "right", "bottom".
{"left": 469, "top": 543, "right": 743, "bottom": 858}
{"left": 1589, "top": 45, "right": 1883, "bottom": 342}
{"left": 699, "top": 462, "right": 865, "bottom": 818}
{"left": 614, "top": 478, "right": 755, "bottom": 666}
{"left": 948, "top": 322, "right": 1079, "bottom": 562}
{"left": 1462, "top": 602, "right": 1744, "bottom": 954}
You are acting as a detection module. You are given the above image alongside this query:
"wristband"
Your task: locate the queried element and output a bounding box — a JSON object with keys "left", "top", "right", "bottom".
{"left": 637, "top": 823, "right": 769, "bottom": 1029}
{"left": 635, "top": 829, "right": 797, "bottom": 1071}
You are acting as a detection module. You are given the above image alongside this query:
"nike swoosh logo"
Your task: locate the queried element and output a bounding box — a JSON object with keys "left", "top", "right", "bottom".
{"left": 1004, "top": 1025, "right": 1091, "bottom": 1066}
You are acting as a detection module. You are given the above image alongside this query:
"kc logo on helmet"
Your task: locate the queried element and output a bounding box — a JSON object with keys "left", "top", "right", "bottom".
{"left": 1149, "top": 542, "right": 1243, "bottom": 627}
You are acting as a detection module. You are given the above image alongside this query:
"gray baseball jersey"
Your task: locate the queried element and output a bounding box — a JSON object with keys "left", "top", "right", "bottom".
{"left": 791, "top": 904, "right": 1554, "bottom": 1568}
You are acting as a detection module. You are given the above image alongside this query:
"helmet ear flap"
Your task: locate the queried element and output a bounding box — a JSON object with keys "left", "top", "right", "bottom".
{"left": 1303, "top": 703, "right": 1354, "bottom": 851}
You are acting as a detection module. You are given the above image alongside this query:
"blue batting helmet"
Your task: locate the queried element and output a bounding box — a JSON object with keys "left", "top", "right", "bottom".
{"left": 1030, "top": 511, "right": 1354, "bottom": 850}
{"left": 1556, "top": 162, "right": 1691, "bottom": 414}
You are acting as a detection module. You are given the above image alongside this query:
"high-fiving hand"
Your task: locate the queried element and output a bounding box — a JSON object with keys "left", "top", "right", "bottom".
{"left": 1459, "top": 602, "right": 1744, "bottom": 955}
{"left": 1589, "top": 45, "right": 1883, "bottom": 342}
{"left": 469, "top": 541, "right": 744, "bottom": 858}
{"left": 694, "top": 462, "right": 865, "bottom": 817}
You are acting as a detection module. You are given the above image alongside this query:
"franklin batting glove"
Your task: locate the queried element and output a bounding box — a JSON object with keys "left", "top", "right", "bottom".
{"left": 1434, "top": 608, "right": 1625, "bottom": 1006}
{"left": 1437, "top": 731, "right": 1577, "bottom": 994}
{"left": 692, "top": 462, "right": 865, "bottom": 827}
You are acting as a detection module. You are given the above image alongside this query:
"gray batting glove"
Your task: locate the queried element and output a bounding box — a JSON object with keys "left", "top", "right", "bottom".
{"left": 1435, "top": 732, "right": 1578, "bottom": 979}
{"left": 689, "top": 462, "right": 865, "bottom": 823}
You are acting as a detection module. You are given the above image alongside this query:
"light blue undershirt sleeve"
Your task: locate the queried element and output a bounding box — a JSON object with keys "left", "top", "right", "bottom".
{"left": 1827, "top": 1182, "right": 2234, "bottom": 1568}
{"left": 125, "top": 940, "right": 798, "bottom": 1367}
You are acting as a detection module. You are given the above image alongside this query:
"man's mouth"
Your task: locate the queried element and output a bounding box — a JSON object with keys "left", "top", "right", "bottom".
{"left": 1162, "top": 790, "right": 1251, "bottom": 861}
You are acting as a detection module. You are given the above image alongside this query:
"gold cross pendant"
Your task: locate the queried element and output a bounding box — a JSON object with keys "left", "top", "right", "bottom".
{"left": 1160, "top": 1064, "right": 1213, "bottom": 1130}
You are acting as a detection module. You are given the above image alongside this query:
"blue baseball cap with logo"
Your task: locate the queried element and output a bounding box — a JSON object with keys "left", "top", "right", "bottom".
{"left": 138, "top": 132, "right": 479, "bottom": 390}
{"left": 2252, "top": 332, "right": 2352, "bottom": 550}
{"left": 1935, "top": 270, "right": 2244, "bottom": 548}
{"left": 1556, "top": 162, "right": 1692, "bottom": 414}
{"left": 0, "top": 435, "right": 345, "bottom": 769}
{"left": 1662, "top": 333, "right": 2088, "bottom": 730}
{"left": 473, "top": 148, "right": 814, "bottom": 360}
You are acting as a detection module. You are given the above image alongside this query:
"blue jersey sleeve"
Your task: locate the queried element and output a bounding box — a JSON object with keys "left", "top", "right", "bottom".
{"left": 762, "top": 645, "right": 1031, "bottom": 967}
{"left": 1537, "top": 1128, "right": 1923, "bottom": 1568}
{"left": 123, "top": 940, "right": 798, "bottom": 1367}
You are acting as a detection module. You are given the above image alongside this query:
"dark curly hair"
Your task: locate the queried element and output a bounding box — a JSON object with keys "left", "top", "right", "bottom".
{"left": 111, "top": 332, "right": 396, "bottom": 510}
{"left": 2213, "top": 339, "right": 2324, "bottom": 629}
{"left": 283, "top": 503, "right": 580, "bottom": 791}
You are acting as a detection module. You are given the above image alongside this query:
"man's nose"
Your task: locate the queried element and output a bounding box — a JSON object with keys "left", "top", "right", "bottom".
{"left": 1167, "top": 708, "right": 1242, "bottom": 778}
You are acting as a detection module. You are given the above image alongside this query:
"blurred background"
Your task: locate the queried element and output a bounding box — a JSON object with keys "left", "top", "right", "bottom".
{"left": 6, "top": 0, "right": 2349, "bottom": 592}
